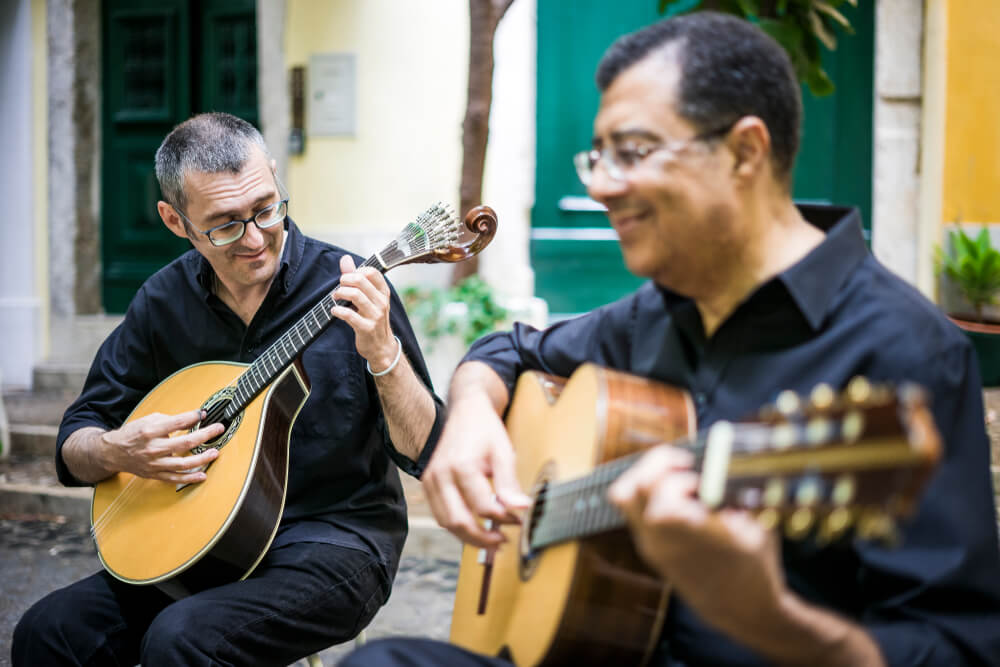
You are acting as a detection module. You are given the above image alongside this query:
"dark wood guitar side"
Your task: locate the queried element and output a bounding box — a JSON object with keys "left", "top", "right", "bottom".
{"left": 449, "top": 364, "right": 941, "bottom": 666}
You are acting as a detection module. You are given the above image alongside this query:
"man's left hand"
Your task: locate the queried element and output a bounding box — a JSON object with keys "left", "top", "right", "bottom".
{"left": 608, "top": 445, "right": 788, "bottom": 641}
{"left": 331, "top": 255, "right": 398, "bottom": 372}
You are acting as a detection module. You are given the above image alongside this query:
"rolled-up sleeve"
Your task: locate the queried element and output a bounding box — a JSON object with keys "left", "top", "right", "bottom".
{"left": 55, "top": 287, "right": 159, "bottom": 487}
{"left": 461, "top": 293, "right": 640, "bottom": 399}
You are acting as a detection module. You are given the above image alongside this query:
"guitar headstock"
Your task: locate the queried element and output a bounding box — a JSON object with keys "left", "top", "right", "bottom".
{"left": 381, "top": 204, "right": 498, "bottom": 269}
{"left": 698, "top": 377, "right": 941, "bottom": 545}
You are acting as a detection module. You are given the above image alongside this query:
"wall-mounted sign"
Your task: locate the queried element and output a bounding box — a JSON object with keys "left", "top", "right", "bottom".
{"left": 308, "top": 52, "right": 356, "bottom": 136}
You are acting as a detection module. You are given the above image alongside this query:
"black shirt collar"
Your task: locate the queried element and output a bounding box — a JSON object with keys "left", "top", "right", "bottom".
{"left": 779, "top": 204, "right": 868, "bottom": 330}
{"left": 654, "top": 203, "right": 869, "bottom": 332}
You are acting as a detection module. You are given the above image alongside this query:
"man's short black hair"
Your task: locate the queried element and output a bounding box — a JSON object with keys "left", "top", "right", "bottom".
{"left": 596, "top": 11, "right": 802, "bottom": 183}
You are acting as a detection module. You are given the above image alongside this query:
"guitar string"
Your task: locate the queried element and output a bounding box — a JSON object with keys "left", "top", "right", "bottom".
{"left": 226, "top": 207, "right": 457, "bottom": 415}
{"left": 524, "top": 421, "right": 809, "bottom": 545}
{"left": 90, "top": 208, "right": 459, "bottom": 543}
{"left": 91, "top": 374, "right": 247, "bottom": 540}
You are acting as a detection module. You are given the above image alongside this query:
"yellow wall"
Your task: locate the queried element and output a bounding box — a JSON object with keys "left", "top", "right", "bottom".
{"left": 284, "top": 1, "right": 468, "bottom": 237}
{"left": 942, "top": 0, "right": 1000, "bottom": 224}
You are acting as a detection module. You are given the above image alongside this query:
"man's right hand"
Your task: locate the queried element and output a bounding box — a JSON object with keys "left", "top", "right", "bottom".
{"left": 96, "top": 410, "right": 225, "bottom": 484}
{"left": 421, "top": 363, "right": 532, "bottom": 548}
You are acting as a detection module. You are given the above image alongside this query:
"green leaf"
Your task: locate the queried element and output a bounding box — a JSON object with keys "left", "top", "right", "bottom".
{"left": 759, "top": 18, "right": 804, "bottom": 52}
{"left": 735, "top": 0, "right": 759, "bottom": 17}
{"left": 937, "top": 227, "right": 1000, "bottom": 313}
{"left": 804, "top": 62, "right": 835, "bottom": 96}
{"left": 808, "top": 7, "right": 837, "bottom": 49}
{"left": 814, "top": 0, "right": 851, "bottom": 29}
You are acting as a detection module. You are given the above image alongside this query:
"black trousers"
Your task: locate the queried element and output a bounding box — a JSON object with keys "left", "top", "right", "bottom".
{"left": 12, "top": 541, "right": 387, "bottom": 667}
{"left": 338, "top": 637, "right": 512, "bottom": 667}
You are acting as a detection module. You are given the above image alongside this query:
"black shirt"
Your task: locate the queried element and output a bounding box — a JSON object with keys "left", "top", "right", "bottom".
{"left": 463, "top": 205, "right": 1000, "bottom": 665}
{"left": 56, "top": 219, "right": 444, "bottom": 580}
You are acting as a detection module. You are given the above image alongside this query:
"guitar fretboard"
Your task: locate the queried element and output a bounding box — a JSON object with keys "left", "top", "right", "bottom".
{"left": 528, "top": 423, "right": 779, "bottom": 551}
{"left": 216, "top": 218, "right": 451, "bottom": 421}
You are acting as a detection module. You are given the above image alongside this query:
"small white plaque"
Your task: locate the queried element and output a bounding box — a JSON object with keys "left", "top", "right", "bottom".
{"left": 308, "top": 52, "right": 356, "bottom": 136}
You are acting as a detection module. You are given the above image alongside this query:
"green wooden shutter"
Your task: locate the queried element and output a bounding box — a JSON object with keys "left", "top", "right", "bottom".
{"left": 102, "top": 0, "right": 192, "bottom": 313}
{"left": 101, "top": 0, "right": 259, "bottom": 313}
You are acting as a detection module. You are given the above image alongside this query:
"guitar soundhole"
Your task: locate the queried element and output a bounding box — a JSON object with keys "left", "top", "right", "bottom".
{"left": 190, "top": 388, "right": 244, "bottom": 454}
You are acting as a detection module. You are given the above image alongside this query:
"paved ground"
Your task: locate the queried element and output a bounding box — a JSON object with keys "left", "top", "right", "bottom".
{"left": 0, "top": 473, "right": 461, "bottom": 667}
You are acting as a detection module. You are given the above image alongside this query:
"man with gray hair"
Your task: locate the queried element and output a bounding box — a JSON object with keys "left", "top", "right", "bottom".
{"left": 13, "top": 112, "right": 443, "bottom": 665}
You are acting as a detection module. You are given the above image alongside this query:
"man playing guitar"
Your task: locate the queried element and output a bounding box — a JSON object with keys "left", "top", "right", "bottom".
{"left": 13, "top": 112, "right": 443, "bottom": 666}
{"left": 344, "top": 12, "right": 1000, "bottom": 667}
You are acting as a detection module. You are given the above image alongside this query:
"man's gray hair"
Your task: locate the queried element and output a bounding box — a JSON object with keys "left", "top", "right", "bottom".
{"left": 154, "top": 112, "right": 270, "bottom": 210}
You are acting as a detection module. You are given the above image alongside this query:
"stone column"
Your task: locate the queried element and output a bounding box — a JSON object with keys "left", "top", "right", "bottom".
{"left": 871, "top": 0, "right": 925, "bottom": 293}
{"left": 48, "top": 0, "right": 101, "bottom": 320}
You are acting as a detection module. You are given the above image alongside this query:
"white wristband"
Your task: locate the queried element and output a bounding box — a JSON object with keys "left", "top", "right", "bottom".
{"left": 367, "top": 335, "right": 402, "bottom": 377}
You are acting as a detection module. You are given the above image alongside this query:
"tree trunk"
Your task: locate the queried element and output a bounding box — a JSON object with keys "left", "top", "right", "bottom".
{"left": 453, "top": 0, "right": 515, "bottom": 284}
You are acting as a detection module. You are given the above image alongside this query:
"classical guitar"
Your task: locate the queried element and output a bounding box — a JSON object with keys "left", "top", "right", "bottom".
{"left": 90, "top": 204, "right": 498, "bottom": 599}
{"left": 450, "top": 363, "right": 942, "bottom": 667}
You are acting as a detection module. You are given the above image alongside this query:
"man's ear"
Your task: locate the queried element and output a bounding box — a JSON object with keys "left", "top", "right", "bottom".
{"left": 158, "top": 201, "right": 192, "bottom": 240}
{"left": 726, "top": 116, "right": 771, "bottom": 183}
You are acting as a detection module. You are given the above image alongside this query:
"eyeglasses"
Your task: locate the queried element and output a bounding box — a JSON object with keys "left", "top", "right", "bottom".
{"left": 175, "top": 178, "right": 290, "bottom": 247}
{"left": 573, "top": 124, "right": 734, "bottom": 187}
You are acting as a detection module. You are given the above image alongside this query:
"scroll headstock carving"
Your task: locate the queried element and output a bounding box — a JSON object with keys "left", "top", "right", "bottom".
{"left": 418, "top": 205, "right": 498, "bottom": 265}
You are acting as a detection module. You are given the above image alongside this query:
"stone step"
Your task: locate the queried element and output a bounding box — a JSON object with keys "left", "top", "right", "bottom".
{"left": 2, "top": 389, "right": 76, "bottom": 426}
{"left": 9, "top": 424, "right": 59, "bottom": 458}
{"left": 47, "top": 315, "right": 122, "bottom": 365}
{"left": 0, "top": 483, "right": 91, "bottom": 523}
{"left": 32, "top": 362, "right": 90, "bottom": 395}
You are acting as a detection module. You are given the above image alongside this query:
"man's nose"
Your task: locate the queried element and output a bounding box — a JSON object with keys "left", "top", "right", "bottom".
{"left": 241, "top": 220, "right": 266, "bottom": 246}
{"left": 587, "top": 160, "right": 629, "bottom": 203}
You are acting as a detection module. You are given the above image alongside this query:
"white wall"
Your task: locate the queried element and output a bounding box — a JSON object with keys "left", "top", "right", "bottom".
{"left": 0, "top": 0, "right": 40, "bottom": 389}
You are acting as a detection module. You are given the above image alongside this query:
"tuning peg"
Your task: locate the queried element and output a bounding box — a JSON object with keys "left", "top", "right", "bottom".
{"left": 785, "top": 507, "right": 815, "bottom": 540}
{"left": 774, "top": 390, "right": 801, "bottom": 416}
{"left": 756, "top": 507, "right": 780, "bottom": 532}
{"left": 817, "top": 506, "right": 855, "bottom": 544}
{"left": 763, "top": 478, "right": 786, "bottom": 508}
{"left": 795, "top": 477, "right": 822, "bottom": 507}
{"left": 809, "top": 383, "right": 835, "bottom": 411}
{"left": 805, "top": 417, "right": 833, "bottom": 446}
{"left": 840, "top": 410, "right": 865, "bottom": 443}
{"left": 845, "top": 376, "right": 873, "bottom": 405}
{"left": 831, "top": 475, "right": 856, "bottom": 506}
{"left": 857, "top": 511, "right": 898, "bottom": 544}
{"left": 771, "top": 423, "right": 798, "bottom": 450}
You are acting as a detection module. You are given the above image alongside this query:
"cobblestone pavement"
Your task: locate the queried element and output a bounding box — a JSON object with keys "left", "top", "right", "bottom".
{"left": 0, "top": 514, "right": 458, "bottom": 667}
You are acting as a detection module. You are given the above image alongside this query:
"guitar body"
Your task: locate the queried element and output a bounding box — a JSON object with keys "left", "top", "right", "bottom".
{"left": 91, "top": 359, "right": 310, "bottom": 599}
{"left": 451, "top": 364, "right": 696, "bottom": 666}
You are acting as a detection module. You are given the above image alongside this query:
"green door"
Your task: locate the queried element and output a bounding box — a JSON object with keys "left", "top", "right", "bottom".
{"left": 101, "top": 0, "right": 258, "bottom": 313}
{"left": 534, "top": 3, "right": 874, "bottom": 316}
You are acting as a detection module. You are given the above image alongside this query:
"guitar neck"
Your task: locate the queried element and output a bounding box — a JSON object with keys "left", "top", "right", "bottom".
{"left": 527, "top": 401, "right": 937, "bottom": 552}
{"left": 221, "top": 238, "right": 419, "bottom": 420}
{"left": 527, "top": 436, "right": 708, "bottom": 551}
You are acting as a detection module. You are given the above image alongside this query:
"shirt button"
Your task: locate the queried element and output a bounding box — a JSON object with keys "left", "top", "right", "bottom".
{"left": 694, "top": 392, "right": 708, "bottom": 407}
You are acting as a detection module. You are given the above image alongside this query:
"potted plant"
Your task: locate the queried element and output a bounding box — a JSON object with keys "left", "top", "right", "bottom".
{"left": 936, "top": 227, "right": 1000, "bottom": 385}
